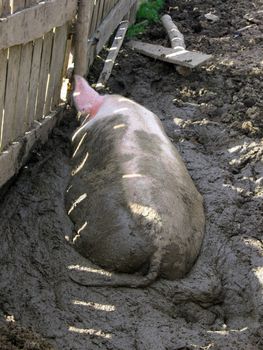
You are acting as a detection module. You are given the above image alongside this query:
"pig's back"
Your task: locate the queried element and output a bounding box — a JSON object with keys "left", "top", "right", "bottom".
{"left": 67, "top": 106, "right": 204, "bottom": 278}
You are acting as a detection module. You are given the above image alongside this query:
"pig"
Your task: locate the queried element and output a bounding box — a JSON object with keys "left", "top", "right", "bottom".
{"left": 66, "top": 75, "right": 205, "bottom": 287}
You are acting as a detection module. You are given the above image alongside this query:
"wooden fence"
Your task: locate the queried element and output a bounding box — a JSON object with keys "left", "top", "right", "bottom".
{"left": 0, "top": 0, "right": 137, "bottom": 189}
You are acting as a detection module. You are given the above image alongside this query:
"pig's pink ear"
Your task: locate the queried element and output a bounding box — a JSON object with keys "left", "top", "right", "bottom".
{"left": 73, "top": 75, "right": 103, "bottom": 115}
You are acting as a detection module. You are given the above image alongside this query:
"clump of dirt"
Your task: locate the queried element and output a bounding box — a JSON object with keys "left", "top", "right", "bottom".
{"left": 0, "top": 0, "right": 263, "bottom": 349}
{"left": 0, "top": 322, "right": 55, "bottom": 350}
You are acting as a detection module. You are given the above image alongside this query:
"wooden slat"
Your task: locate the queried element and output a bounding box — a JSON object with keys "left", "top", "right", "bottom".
{"left": 25, "top": 0, "right": 40, "bottom": 6}
{"left": 52, "top": 24, "right": 68, "bottom": 108}
{"left": 92, "top": 0, "right": 137, "bottom": 55}
{"left": 0, "top": 108, "right": 64, "bottom": 189}
{"left": 127, "top": 41, "right": 213, "bottom": 68}
{"left": 90, "top": 0, "right": 100, "bottom": 35}
{"left": 0, "top": 0, "right": 10, "bottom": 17}
{"left": 96, "top": 20, "right": 129, "bottom": 90}
{"left": 0, "top": 1, "right": 26, "bottom": 148}
{"left": 1, "top": 45, "right": 22, "bottom": 149}
{"left": 44, "top": 23, "right": 68, "bottom": 115}
{"left": 13, "top": 42, "right": 33, "bottom": 139}
{"left": 0, "top": 0, "right": 78, "bottom": 50}
{"left": 35, "top": 31, "right": 53, "bottom": 120}
{"left": 97, "top": 0, "right": 106, "bottom": 26}
{"left": 12, "top": 0, "right": 26, "bottom": 13}
{"left": 22, "top": 0, "right": 41, "bottom": 129}
{"left": 74, "top": 0, "right": 94, "bottom": 76}
{"left": 0, "top": 49, "right": 8, "bottom": 151}
{"left": 26, "top": 38, "right": 43, "bottom": 128}
{"left": 103, "top": 0, "right": 111, "bottom": 18}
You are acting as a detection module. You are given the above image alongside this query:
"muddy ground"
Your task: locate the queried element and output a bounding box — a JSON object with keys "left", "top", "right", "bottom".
{"left": 0, "top": 0, "right": 263, "bottom": 349}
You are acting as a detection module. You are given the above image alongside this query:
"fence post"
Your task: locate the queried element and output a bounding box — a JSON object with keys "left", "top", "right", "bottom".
{"left": 74, "top": 0, "right": 94, "bottom": 76}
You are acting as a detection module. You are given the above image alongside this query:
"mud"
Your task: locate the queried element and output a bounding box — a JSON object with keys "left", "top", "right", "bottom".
{"left": 0, "top": 0, "right": 263, "bottom": 349}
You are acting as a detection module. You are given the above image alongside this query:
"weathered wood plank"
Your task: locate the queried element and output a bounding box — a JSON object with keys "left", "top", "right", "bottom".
{"left": 26, "top": 38, "right": 43, "bottom": 128}
{"left": 0, "top": 108, "right": 64, "bottom": 189}
{"left": 102, "top": 0, "right": 109, "bottom": 19}
{"left": 25, "top": 0, "right": 40, "bottom": 6}
{"left": 0, "top": 49, "right": 8, "bottom": 151}
{"left": 92, "top": 0, "right": 137, "bottom": 55}
{"left": 74, "top": 0, "right": 94, "bottom": 76}
{"left": 2, "top": 1, "right": 27, "bottom": 144}
{"left": 90, "top": 0, "right": 100, "bottom": 36}
{"left": 12, "top": 0, "right": 26, "bottom": 13}
{"left": 127, "top": 41, "right": 213, "bottom": 68}
{"left": 0, "top": 0, "right": 78, "bottom": 50}
{"left": 13, "top": 42, "right": 33, "bottom": 139}
{"left": 96, "top": 20, "right": 129, "bottom": 90}
{"left": 45, "top": 23, "right": 68, "bottom": 115}
{"left": 1, "top": 45, "right": 22, "bottom": 149}
{"left": 35, "top": 31, "right": 53, "bottom": 120}
{"left": 52, "top": 24, "right": 68, "bottom": 108}
{"left": 0, "top": 0, "right": 11, "bottom": 17}
{"left": 97, "top": 0, "right": 106, "bottom": 25}
{"left": 125, "top": 1, "right": 137, "bottom": 24}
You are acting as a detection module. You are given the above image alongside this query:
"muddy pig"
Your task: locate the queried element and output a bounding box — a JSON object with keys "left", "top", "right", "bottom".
{"left": 66, "top": 75, "right": 205, "bottom": 287}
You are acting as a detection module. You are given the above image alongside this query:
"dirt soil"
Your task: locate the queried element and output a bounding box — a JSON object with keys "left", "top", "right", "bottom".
{"left": 0, "top": 0, "right": 263, "bottom": 349}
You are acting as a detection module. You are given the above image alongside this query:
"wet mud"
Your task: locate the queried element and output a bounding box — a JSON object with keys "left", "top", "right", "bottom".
{"left": 0, "top": 0, "right": 263, "bottom": 349}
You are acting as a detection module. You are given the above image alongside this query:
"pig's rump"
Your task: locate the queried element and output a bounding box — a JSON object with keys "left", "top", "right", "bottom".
{"left": 66, "top": 112, "right": 205, "bottom": 285}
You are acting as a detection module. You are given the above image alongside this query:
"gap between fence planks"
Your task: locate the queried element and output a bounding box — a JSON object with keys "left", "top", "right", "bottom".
{"left": 96, "top": 20, "right": 129, "bottom": 90}
{"left": 0, "top": 0, "right": 77, "bottom": 50}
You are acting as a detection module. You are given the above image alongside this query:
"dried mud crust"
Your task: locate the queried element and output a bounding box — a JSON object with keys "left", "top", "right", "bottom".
{"left": 0, "top": 0, "right": 263, "bottom": 349}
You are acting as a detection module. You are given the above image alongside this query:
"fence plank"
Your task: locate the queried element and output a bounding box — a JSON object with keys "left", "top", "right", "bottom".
{"left": 13, "top": 42, "right": 33, "bottom": 139}
{"left": 45, "top": 24, "right": 68, "bottom": 115}
{"left": 0, "top": 49, "right": 8, "bottom": 151}
{"left": 93, "top": 0, "right": 137, "bottom": 54}
{"left": 1, "top": 45, "right": 22, "bottom": 149}
{"left": 96, "top": 20, "right": 129, "bottom": 90}
{"left": 12, "top": 0, "right": 26, "bottom": 13}
{"left": 0, "top": 108, "right": 63, "bottom": 189}
{"left": 0, "top": 0, "right": 78, "bottom": 50}
{"left": 52, "top": 24, "right": 68, "bottom": 108}
{"left": 74, "top": 0, "right": 94, "bottom": 76}
{"left": 0, "top": 0, "right": 10, "bottom": 17}
{"left": 90, "top": 0, "right": 100, "bottom": 35}
{"left": 35, "top": 31, "right": 53, "bottom": 120}
{"left": 103, "top": 0, "right": 110, "bottom": 18}
{"left": 25, "top": 0, "right": 40, "bottom": 6}
{"left": 26, "top": 38, "right": 43, "bottom": 128}
{"left": 97, "top": 0, "right": 106, "bottom": 25}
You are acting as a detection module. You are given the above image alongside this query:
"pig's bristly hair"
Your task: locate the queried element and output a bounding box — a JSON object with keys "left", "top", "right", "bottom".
{"left": 73, "top": 75, "right": 104, "bottom": 117}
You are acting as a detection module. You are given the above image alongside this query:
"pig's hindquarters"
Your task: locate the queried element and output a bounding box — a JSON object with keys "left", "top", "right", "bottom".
{"left": 67, "top": 110, "right": 204, "bottom": 287}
